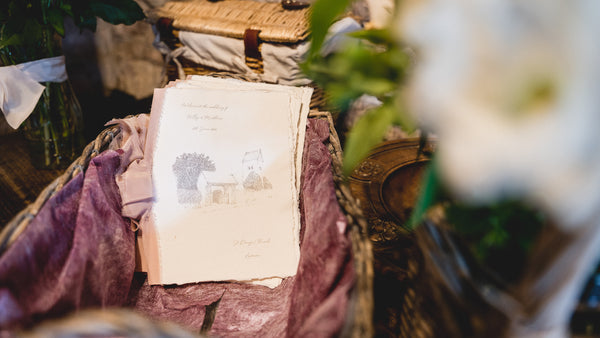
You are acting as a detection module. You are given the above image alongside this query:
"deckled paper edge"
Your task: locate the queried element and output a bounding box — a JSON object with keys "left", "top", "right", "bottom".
{"left": 141, "top": 87, "right": 166, "bottom": 285}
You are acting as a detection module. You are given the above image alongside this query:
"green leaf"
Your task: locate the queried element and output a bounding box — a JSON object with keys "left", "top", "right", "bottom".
{"left": 48, "top": 8, "right": 65, "bottom": 36}
{"left": 327, "top": 84, "right": 354, "bottom": 106}
{"left": 60, "top": 3, "right": 74, "bottom": 17}
{"left": 392, "top": 95, "right": 416, "bottom": 132}
{"left": 0, "top": 33, "right": 21, "bottom": 49}
{"left": 89, "top": 0, "right": 145, "bottom": 26}
{"left": 74, "top": 9, "right": 98, "bottom": 32}
{"left": 407, "top": 160, "right": 440, "bottom": 229}
{"left": 343, "top": 104, "right": 398, "bottom": 175}
{"left": 308, "top": 0, "right": 351, "bottom": 58}
{"left": 444, "top": 199, "right": 546, "bottom": 283}
{"left": 353, "top": 77, "right": 396, "bottom": 96}
{"left": 348, "top": 28, "right": 393, "bottom": 45}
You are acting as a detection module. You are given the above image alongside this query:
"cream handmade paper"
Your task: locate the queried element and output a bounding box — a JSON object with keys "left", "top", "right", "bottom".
{"left": 141, "top": 79, "right": 311, "bottom": 285}
{"left": 178, "top": 75, "right": 312, "bottom": 193}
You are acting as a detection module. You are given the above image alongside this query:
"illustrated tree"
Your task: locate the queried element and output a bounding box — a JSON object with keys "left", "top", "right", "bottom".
{"left": 172, "top": 153, "right": 216, "bottom": 190}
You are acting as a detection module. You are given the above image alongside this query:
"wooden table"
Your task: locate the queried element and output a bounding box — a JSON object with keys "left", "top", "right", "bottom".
{"left": 0, "top": 132, "right": 63, "bottom": 228}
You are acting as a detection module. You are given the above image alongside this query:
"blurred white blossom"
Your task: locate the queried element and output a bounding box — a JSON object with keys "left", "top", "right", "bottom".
{"left": 398, "top": 0, "right": 600, "bottom": 228}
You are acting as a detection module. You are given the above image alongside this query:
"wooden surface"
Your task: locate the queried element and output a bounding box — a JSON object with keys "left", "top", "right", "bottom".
{"left": 0, "top": 132, "right": 63, "bottom": 228}
{"left": 348, "top": 138, "right": 434, "bottom": 230}
{"left": 347, "top": 138, "right": 435, "bottom": 337}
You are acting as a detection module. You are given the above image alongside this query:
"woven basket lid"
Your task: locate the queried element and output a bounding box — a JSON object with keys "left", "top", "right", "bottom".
{"left": 148, "top": 0, "right": 310, "bottom": 44}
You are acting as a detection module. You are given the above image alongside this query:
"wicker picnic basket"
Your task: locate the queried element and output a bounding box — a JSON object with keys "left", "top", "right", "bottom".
{"left": 148, "top": 0, "right": 310, "bottom": 44}
{"left": 0, "top": 107, "right": 374, "bottom": 336}
{"left": 148, "top": 0, "right": 331, "bottom": 110}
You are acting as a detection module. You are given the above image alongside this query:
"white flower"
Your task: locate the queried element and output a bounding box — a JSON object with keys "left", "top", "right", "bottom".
{"left": 397, "top": 0, "right": 600, "bottom": 228}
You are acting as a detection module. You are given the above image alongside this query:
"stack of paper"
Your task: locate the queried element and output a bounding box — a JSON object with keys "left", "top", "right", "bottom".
{"left": 139, "top": 76, "right": 313, "bottom": 286}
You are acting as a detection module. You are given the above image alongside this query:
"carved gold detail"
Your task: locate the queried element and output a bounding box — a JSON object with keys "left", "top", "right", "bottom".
{"left": 354, "top": 160, "right": 383, "bottom": 179}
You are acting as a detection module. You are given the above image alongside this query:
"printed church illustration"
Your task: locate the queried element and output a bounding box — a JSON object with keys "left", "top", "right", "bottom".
{"left": 173, "top": 150, "right": 273, "bottom": 207}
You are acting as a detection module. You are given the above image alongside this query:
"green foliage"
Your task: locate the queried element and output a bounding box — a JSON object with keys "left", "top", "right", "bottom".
{"left": 304, "top": 14, "right": 413, "bottom": 174}
{"left": 48, "top": 7, "right": 66, "bottom": 36}
{"left": 445, "top": 199, "right": 546, "bottom": 283}
{"left": 343, "top": 100, "right": 412, "bottom": 174}
{"left": 0, "top": 0, "right": 144, "bottom": 55}
{"left": 89, "top": 0, "right": 145, "bottom": 26}
{"left": 305, "top": 1, "right": 546, "bottom": 278}
{"left": 407, "top": 160, "right": 443, "bottom": 229}
{"left": 308, "top": 0, "right": 352, "bottom": 59}
{"left": 405, "top": 160, "right": 546, "bottom": 282}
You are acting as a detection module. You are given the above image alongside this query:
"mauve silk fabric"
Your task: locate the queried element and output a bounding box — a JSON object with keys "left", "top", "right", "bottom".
{"left": 0, "top": 118, "right": 354, "bottom": 337}
{"left": 0, "top": 150, "right": 135, "bottom": 329}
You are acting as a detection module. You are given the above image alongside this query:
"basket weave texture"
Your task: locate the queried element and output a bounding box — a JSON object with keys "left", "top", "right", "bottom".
{"left": 148, "top": 0, "right": 309, "bottom": 44}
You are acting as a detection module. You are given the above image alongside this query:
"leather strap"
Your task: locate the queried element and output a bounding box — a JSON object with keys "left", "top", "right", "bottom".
{"left": 243, "top": 29, "right": 262, "bottom": 60}
{"left": 281, "top": 0, "right": 310, "bottom": 10}
{"left": 243, "top": 28, "right": 264, "bottom": 73}
{"left": 156, "top": 17, "right": 175, "bottom": 39}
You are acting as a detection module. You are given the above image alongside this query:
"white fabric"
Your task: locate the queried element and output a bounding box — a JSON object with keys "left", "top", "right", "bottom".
{"left": 154, "top": 17, "right": 362, "bottom": 85}
{"left": 0, "top": 56, "right": 68, "bottom": 129}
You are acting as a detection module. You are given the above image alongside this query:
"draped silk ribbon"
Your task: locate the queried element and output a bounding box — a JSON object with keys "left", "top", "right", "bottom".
{"left": 0, "top": 56, "right": 68, "bottom": 129}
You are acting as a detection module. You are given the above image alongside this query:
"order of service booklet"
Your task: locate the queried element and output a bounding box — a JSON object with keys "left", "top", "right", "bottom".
{"left": 140, "top": 76, "right": 312, "bottom": 285}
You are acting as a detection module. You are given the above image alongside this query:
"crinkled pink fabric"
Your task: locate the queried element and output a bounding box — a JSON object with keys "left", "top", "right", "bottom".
{"left": 0, "top": 150, "right": 135, "bottom": 329}
{"left": 287, "top": 118, "right": 354, "bottom": 337}
{"left": 0, "top": 118, "right": 354, "bottom": 337}
{"left": 106, "top": 115, "right": 153, "bottom": 219}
